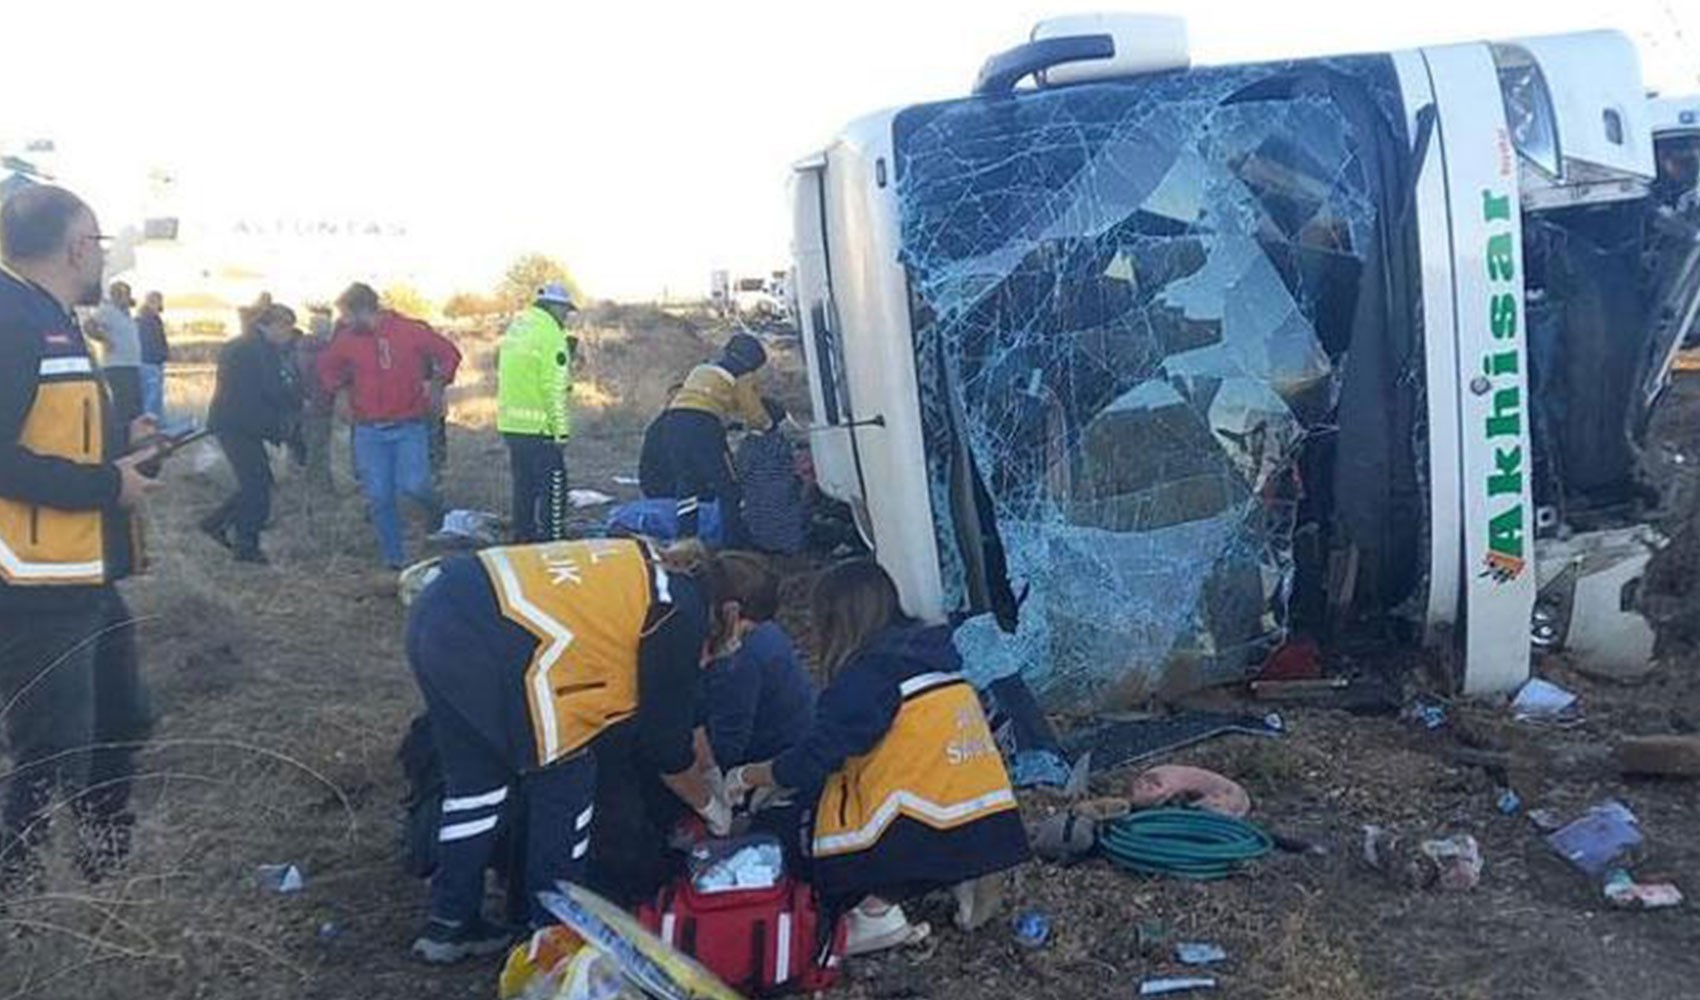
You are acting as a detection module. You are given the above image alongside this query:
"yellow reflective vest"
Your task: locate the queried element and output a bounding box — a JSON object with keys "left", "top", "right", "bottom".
{"left": 0, "top": 268, "right": 121, "bottom": 588}
{"left": 668, "top": 363, "right": 772, "bottom": 431}
{"left": 812, "top": 672, "right": 1019, "bottom": 858}
{"left": 476, "top": 538, "right": 669, "bottom": 766}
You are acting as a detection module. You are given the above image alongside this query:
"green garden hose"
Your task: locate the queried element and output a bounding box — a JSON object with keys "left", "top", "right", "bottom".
{"left": 1099, "top": 808, "right": 1274, "bottom": 881}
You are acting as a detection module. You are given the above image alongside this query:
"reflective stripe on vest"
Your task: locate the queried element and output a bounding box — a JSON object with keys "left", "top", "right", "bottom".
{"left": 811, "top": 674, "right": 1019, "bottom": 858}
{"left": 477, "top": 539, "right": 664, "bottom": 766}
{"left": 0, "top": 354, "right": 107, "bottom": 586}
{"left": 39, "top": 356, "right": 94, "bottom": 377}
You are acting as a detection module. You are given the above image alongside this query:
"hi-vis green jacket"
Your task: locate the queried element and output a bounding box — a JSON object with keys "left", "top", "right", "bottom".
{"left": 497, "top": 305, "right": 575, "bottom": 439}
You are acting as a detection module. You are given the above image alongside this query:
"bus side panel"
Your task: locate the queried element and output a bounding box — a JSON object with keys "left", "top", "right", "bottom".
{"left": 1422, "top": 43, "right": 1536, "bottom": 695}
{"left": 820, "top": 118, "right": 949, "bottom": 622}
{"left": 789, "top": 165, "right": 862, "bottom": 504}
{"left": 1390, "top": 50, "right": 1463, "bottom": 649}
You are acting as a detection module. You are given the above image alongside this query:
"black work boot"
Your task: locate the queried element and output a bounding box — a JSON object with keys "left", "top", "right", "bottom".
{"left": 409, "top": 915, "right": 517, "bottom": 964}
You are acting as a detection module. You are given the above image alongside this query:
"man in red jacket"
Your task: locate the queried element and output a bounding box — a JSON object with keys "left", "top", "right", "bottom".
{"left": 317, "top": 283, "right": 461, "bottom": 568}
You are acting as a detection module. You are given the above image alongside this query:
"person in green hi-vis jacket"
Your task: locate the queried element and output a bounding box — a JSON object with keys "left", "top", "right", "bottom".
{"left": 497, "top": 283, "right": 579, "bottom": 541}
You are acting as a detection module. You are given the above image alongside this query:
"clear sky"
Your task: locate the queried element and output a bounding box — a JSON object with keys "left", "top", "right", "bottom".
{"left": 6, "top": 1, "right": 1696, "bottom": 302}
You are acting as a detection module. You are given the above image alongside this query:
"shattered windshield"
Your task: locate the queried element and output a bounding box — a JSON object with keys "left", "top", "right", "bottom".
{"left": 894, "top": 57, "right": 1411, "bottom": 707}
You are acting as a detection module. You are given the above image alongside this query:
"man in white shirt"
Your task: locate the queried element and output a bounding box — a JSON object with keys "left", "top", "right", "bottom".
{"left": 86, "top": 281, "right": 143, "bottom": 427}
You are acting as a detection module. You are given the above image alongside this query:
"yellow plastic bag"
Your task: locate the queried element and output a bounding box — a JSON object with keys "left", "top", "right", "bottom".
{"left": 498, "top": 926, "right": 585, "bottom": 1000}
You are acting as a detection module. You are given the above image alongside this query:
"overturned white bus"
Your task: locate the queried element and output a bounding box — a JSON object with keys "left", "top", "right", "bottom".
{"left": 791, "top": 15, "right": 1700, "bottom": 707}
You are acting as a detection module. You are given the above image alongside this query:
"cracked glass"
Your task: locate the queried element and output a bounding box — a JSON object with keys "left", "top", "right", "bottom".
{"left": 894, "top": 57, "right": 1409, "bottom": 706}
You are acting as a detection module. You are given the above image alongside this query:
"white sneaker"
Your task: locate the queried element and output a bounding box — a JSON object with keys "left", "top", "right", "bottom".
{"left": 846, "top": 903, "right": 931, "bottom": 956}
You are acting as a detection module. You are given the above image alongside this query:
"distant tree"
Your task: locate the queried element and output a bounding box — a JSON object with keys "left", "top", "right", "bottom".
{"left": 442, "top": 291, "right": 504, "bottom": 319}
{"left": 382, "top": 282, "right": 436, "bottom": 320}
{"left": 499, "top": 253, "right": 583, "bottom": 313}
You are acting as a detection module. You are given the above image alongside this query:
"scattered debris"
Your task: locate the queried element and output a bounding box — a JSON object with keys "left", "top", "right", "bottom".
{"left": 1129, "top": 765, "right": 1252, "bottom": 818}
{"left": 1365, "top": 828, "right": 1482, "bottom": 891}
{"left": 612, "top": 475, "right": 641, "bottom": 486}
{"left": 256, "top": 863, "right": 305, "bottom": 893}
{"left": 1063, "top": 712, "right": 1284, "bottom": 774}
{"left": 1497, "top": 788, "right": 1522, "bottom": 815}
{"left": 1136, "top": 919, "right": 1172, "bottom": 957}
{"left": 1418, "top": 834, "right": 1484, "bottom": 892}
{"left": 569, "top": 489, "right": 616, "bottom": 509}
{"left": 1011, "top": 910, "right": 1051, "bottom": 949}
{"left": 1175, "top": 942, "right": 1228, "bottom": 966}
{"left": 1511, "top": 679, "right": 1583, "bottom": 726}
{"left": 1403, "top": 698, "right": 1448, "bottom": 730}
{"left": 1603, "top": 869, "right": 1684, "bottom": 909}
{"left": 1009, "top": 748, "right": 1073, "bottom": 790}
{"left": 1545, "top": 800, "right": 1644, "bottom": 876}
{"left": 1362, "top": 825, "right": 1400, "bottom": 871}
{"left": 1269, "top": 829, "right": 1330, "bottom": 856}
{"left": 1527, "top": 808, "right": 1565, "bottom": 833}
{"left": 1030, "top": 811, "right": 1098, "bottom": 864}
{"left": 1139, "top": 976, "right": 1219, "bottom": 995}
{"left": 430, "top": 508, "right": 505, "bottom": 547}
{"left": 1616, "top": 735, "right": 1700, "bottom": 778}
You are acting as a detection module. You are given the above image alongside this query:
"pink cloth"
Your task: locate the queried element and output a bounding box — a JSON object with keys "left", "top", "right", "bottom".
{"left": 1128, "top": 765, "right": 1251, "bottom": 818}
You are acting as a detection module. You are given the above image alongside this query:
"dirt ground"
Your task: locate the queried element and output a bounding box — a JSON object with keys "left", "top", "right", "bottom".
{"left": 4, "top": 306, "right": 1699, "bottom": 1000}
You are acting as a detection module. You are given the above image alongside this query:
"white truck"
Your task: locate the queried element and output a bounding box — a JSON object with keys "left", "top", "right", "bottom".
{"left": 790, "top": 15, "right": 1700, "bottom": 707}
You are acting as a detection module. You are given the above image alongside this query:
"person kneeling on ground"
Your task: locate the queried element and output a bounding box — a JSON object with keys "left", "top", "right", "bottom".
{"left": 701, "top": 555, "right": 814, "bottom": 772}
{"left": 700, "top": 573, "right": 815, "bottom": 867}
{"left": 202, "top": 303, "right": 302, "bottom": 564}
{"left": 402, "top": 538, "right": 776, "bottom": 964}
{"left": 727, "top": 559, "right": 1031, "bottom": 956}
{"left": 637, "top": 333, "right": 774, "bottom": 546}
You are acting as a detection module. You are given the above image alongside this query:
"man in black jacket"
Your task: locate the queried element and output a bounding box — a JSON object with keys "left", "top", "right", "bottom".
{"left": 202, "top": 303, "right": 301, "bottom": 564}
{"left": 136, "top": 290, "right": 169, "bottom": 419}
{"left": 0, "top": 185, "right": 160, "bottom": 888}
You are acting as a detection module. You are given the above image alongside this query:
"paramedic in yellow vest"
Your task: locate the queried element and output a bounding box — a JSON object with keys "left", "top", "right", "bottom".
{"left": 401, "top": 539, "right": 779, "bottom": 964}
{"left": 637, "top": 333, "right": 776, "bottom": 546}
{"left": 727, "top": 559, "right": 1030, "bottom": 956}
{"left": 0, "top": 185, "right": 160, "bottom": 887}
{"left": 497, "top": 283, "right": 579, "bottom": 542}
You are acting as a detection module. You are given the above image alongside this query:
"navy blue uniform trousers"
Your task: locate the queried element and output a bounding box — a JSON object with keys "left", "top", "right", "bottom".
{"left": 406, "top": 578, "right": 596, "bottom": 927}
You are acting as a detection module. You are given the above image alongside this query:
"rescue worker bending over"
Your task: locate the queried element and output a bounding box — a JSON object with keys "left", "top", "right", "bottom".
{"left": 637, "top": 333, "right": 776, "bottom": 546}
{"left": 402, "top": 538, "right": 775, "bottom": 963}
{"left": 727, "top": 559, "right": 1030, "bottom": 956}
